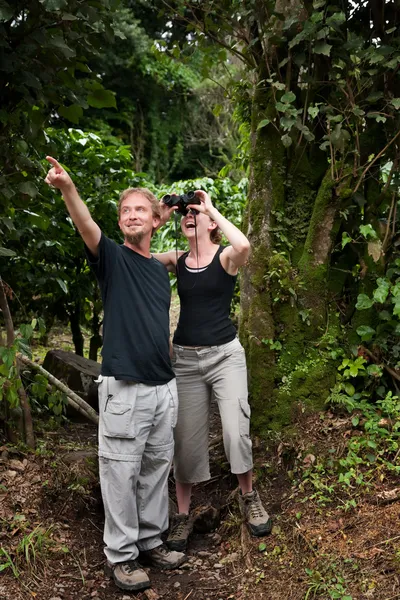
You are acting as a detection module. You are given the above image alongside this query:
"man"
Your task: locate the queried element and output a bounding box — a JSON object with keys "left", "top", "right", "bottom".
{"left": 44, "top": 157, "right": 185, "bottom": 593}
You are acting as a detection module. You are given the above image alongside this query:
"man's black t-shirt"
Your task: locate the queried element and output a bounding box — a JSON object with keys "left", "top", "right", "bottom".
{"left": 85, "top": 233, "right": 174, "bottom": 384}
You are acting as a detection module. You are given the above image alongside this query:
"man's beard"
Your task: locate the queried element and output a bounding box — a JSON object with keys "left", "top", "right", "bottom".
{"left": 125, "top": 231, "right": 145, "bottom": 245}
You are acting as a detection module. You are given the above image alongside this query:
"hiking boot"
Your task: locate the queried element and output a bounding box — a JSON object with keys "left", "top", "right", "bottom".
{"left": 141, "top": 543, "right": 186, "bottom": 570}
{"left": 167, "top": 513, "right": 193, "bottom": 552}
{"left": 239, "top": 489, "right": 272, "bottom": 537}
{"left": 104, "top": 560, "right": 150, "bottom": 591}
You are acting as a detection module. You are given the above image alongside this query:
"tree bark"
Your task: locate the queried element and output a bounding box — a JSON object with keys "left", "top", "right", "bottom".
{"left": 69, "top": 302, "right": 84, "bottom": 356}
{"left": 0, "top": 276, "right": 35, "bottom": 446}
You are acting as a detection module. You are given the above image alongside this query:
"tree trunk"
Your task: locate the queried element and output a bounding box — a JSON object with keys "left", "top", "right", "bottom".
{"left": 240, "top": 76, "right": 340, "bottom": 432}
{"left": 0, "top": 276, "right": 35, "bottom": 447}
{"left": 69, "top": 302, "right": 84, "bottom": 356}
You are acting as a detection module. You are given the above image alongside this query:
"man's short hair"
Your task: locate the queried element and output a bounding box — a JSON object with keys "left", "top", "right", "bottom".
{"left": 118, "top": 187, "right": 160, "bottom": 236}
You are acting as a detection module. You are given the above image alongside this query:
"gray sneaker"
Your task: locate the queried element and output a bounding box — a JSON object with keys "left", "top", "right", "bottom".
{"left": 104, "top": 560, "right": 150, "bottom": 591}
{"left": 141, "top": 543, "right": 186, "bottom": 570}
{"left": 167, "top": 513, "right": 193, "bottom": 552}
{"left": 239, "top": 490, "right": 272, "bottom": 537}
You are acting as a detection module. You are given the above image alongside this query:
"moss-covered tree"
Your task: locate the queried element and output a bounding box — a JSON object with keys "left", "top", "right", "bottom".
{"left": 164, "top": 0, "right": 400, "bottom": 431}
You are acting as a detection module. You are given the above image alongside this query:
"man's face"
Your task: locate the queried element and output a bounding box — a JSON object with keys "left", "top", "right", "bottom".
{"left": 118, "top": 193, "right": 159, "bottom": 244}
{"left": 181, "top": 210, "right": 216, "bottom": 239}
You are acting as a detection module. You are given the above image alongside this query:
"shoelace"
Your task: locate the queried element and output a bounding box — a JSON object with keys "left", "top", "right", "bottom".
{"left": 249, "top": 500, "right": 265, "bottom": 519}
{"left": 155, "top": 544, "right": 171, "bottom": 556}
{"left": 121, "top": 560, "right": 140, "bottom": 574}
{"left": 171, "top": 518, "right": 189, "bottom": 537}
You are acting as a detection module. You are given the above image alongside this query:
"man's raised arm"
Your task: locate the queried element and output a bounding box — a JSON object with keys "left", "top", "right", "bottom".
{"left": 45, "top": 156, "right": 101, "bottom": 256}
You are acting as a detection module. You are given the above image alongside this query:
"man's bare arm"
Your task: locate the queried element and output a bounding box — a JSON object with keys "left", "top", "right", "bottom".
{"left": 45, "top": 156, "right": 101, "bottom": 256}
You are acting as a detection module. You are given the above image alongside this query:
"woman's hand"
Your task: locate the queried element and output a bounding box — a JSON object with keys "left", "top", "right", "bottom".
{"left": 188, "top": 190, "right": 216, "bottom": 217}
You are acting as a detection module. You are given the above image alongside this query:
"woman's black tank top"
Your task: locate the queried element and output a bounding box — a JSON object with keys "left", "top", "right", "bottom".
{"left": 173, "top": 246, "right": 237, "bottom": 346}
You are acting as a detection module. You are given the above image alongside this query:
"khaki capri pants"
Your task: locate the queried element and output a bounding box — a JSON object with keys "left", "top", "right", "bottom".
{"left": 172, "top": 337, "right": 253, "bottom": 483}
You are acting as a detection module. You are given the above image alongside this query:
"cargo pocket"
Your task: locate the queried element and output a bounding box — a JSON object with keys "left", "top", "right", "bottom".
{"left": 167, "top": 382, "right": 178, "bottom": 428}
{"left": 102, "top": 380, "right": 137, "bottom": 439}
{"left": 238, "top": 397, "right": 251, "bottom": 438}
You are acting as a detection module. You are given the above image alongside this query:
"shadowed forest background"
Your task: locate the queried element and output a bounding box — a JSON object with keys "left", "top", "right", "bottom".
{"left": 1, "top": 1, "right": 400, "bottom": 599}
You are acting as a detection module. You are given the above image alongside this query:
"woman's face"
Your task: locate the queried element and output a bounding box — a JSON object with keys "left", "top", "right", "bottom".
{"left": 181, "top": 210, "right": 216, "bottom": 240}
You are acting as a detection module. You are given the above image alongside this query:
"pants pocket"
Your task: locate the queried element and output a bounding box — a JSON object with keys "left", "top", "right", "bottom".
{"left": 238, "top": 397, "right": 251, "bottom": 438}
{"left": 167, "top": 381, "right": 179, "bottom": 428}
{"left": 102, "top": 379, "right": 137, "bottom": 439}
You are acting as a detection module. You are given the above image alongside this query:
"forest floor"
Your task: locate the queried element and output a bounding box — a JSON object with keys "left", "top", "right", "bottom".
{"left": 1, "top": 316, "right": 400, "bottom": 599}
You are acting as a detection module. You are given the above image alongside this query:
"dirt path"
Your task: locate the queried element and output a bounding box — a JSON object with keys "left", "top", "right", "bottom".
{"left": 2, "top": 410, "right": 400, "bottom": 600}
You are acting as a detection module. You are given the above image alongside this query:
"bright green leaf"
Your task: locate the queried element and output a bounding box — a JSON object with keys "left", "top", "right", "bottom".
{"left": 356, "top": 294, "right": 374, "bottom": 310}
{"left": 258, "top": 542, "right": 267, "bottom": 552}
{"left": 359, "top": 224, "right": 378, "bottom": 239}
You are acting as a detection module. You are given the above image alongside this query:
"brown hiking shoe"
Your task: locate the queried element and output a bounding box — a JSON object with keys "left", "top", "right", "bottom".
{"left": 239, "top": 490, "right": 272, "bottom": 537}
{"left": 141, "top": 543, "right": 186, "bottom": 569}
{"left": 104, "top": 560, "right": 150, "bottom": 591}
{"left": 167, "top": 513, "right": 193, "bottom": 552}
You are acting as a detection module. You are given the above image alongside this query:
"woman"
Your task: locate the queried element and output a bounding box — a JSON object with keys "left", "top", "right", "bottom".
{"left": 156, "top": 190, "right": 272, "bottom": 552}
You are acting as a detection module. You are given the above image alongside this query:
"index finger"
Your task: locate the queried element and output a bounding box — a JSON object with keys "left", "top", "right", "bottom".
{"left": 46, "top": 156, "right": 62, "bottom": 170}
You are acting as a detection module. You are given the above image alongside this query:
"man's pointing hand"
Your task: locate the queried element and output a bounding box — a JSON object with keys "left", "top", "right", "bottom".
{"left": 45, "top": 156, "right": 74, "bottom": 190}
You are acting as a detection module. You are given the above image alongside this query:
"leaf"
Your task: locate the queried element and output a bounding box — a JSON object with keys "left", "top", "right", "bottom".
{"left": 23, "top": 210, "right": 50, "bottom": 231}
{"left": 308, "top": 106, "right": 319, "bottom": 119}
{"left": 18, "top": 182, "right": 38, "bottom": 197}
{"left": 281, "top": 134, "right": 292, "bottom": 148}
{"left": 326, "top": 12, "right": 346, "bottom": 27}
{"left": 0, "top": 247, "right": 16, "bottom": 257}
{"left": 48, "top": 35, "right": 75, "bottom": 58}
{"left": 87, "top": 89, "right": 117, "bottom": 109}
{"left": 356, "top": 325, "right": 375, "bottom": 342}
{"left": 314, "top": 41, "right": 332, "bottom": 56}
{"left": 390, "top": 98, "right": 400, "bottom": 110}
{"left": 393, "top": 302, "right": 400, "bottom": 318}
{"left": 258, "top": 542, "right": 267, "bottom": 552}
{"left": 360, "top": 224, "right": 378, "bottom": 239}
{"left": 341, "top": 232, "right": 352, "bottom": 248}
{"left": 368, "top": 240, "right": 382, "bottom": 262}
{"left": 58, "top": 104, "right": 83, "bottom": 124}
{"left": 257, "top": 118, "right": 270, "bottom": 130}
{"left": 56, "top": 278, "right": 68, "bottom": 294}
{"left": 356, "top": 294, "right": 374, "bottom": 310}
{"left": 39, "top": 0, "right": 68, "bottom": 8}
{"left": 0, "top": 1, "right": 13, "bottom": 22}
{"left": 281, "top": 91, "right": 296, "bottom": 103}
{"left": 344, "top": 383, "right": 355, "bottom": 396}
{"left": 373, "top": 278, "right": 390, "bottom": 303}
{"left": 212, "top": 104, "right": 223, "bottom": 117}
{"left": 351, "top": 416, "right": 359, "bottom": 427}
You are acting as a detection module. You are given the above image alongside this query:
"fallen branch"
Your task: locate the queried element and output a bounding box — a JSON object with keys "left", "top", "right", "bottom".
{"left": 376, "top": 487, "right": 400, "bottom": 506}
{"left": 240, "top": 522, "right": 253, "bottom": 569}
{"left": 17, "top": 353, "right": 99, "bottom": 425}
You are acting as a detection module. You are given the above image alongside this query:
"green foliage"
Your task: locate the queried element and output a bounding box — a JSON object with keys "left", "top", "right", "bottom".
{"left": 305, "top": 562, "right": 353, "bottom": 600}
{"left": 0, "top": 0, "right": 120, "bottom": 256}
{"left": 0, "top": 317, "right": 67, "bottom": 421}
{"left": 0, "top": 514, "right": 64, "bottom": 578}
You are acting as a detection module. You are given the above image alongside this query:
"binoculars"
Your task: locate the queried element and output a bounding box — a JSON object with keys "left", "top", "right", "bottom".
{"left": 162, "top": 191, "right": 200, "bottom": 216}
